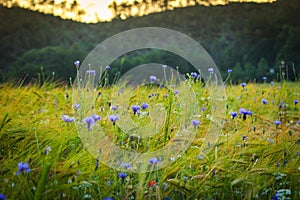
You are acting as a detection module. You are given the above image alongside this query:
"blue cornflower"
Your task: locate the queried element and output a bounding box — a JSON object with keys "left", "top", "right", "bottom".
{"left": 230, "top": 111, "right": 238, "bottom": 119}
{"left": 121, "top": 162, "right": 131, "bottom": 169}
{"left": 118, "top": 172, "right": 127, "bottom": 179}
{"left": 297, "top": 120, "right": 300, "bottom": 125}
{"left": 62, "top": 115, "right": 75, "bottom": 123}
{"left": 0, "top": 194, "right": 5, "bottom": 200}
{"left": 141, "top": 103, "right": 149, "bottom": 110}
{"left": 294, "top": 99, "right": 299, "bottom": 105}
{"left": 86, "top": 70, "right": 96, "bottom": 76}
{"left": 131, "top": 105, "right": 141, "bottom": 114}
{"left": 190, "top": 72, "right": 198, "bottom": 78}
{"left": 73, "top": 104, "right": 80, "bottom": 111}
{"left": 239, "top": 108, "right": 248, "bottom": 115}
{"left": 149, "top": 157, "right": 159, "bottom": 165}
{"left": 105, "top": 65, "right": 111, "bottom": 70}
{"left": 111, "top": 106, "right": 117, "bottom": 111}
{"left": 228, "top": 69, "right": 232, "bottom": 73}
{"left": 149, "top": 75, "right": 157, "bottom": 83}
{"left": 16, "top": 162, "right": 31, "bottom": 175}
{"left": 83, "top": 116, "right": 96, "bottom": 129}
{"left": 208, "top": 68, "right": 214, "bottom": 74}
{"left": 191, "top": 119, "right": 200, "bottom": 127}
{"left": 262, "top": 99, "right": 267, "bottom": 104}
{"left": 109, "top": 115, "right": 119, "bottom": 125}
{"left": 262, "top": 76, "right": 267, "bottom": 81}
{"left": 92, "top": 114, "right": 101, "bottom": 122}
{"left": 240, "top": 82, "right": 246, "bottom": 87}
{"left": 274, "top": 120, "right": 281, "bottom": 126}
{"left": 104, "top": 197, "right": 114, "bottom": 200}
{"left": 174, "top": 90, "right": 179, "bottom": 95}
{"left": 74, "top": 60, "right": 80, "bottom": 67}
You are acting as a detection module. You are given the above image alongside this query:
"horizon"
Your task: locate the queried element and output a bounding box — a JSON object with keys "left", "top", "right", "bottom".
{"left": 0, "top": 0, "right": 276, "bottom": 23}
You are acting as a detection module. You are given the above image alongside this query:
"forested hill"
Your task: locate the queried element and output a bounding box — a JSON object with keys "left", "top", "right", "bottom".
{"left": 0, "top": 0, "right": 299, "bottom": 83}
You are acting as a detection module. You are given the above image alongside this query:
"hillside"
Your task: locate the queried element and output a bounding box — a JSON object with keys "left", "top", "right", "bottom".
{"left": 0, "top": 0, "right": 299, "bottom": 83}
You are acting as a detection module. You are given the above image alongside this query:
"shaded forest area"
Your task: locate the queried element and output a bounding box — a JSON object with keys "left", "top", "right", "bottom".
{"left": 0, "top": 0, "right": 299, "bottom": 83}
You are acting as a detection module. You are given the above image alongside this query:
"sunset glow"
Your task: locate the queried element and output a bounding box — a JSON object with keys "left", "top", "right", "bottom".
{"left": 0, "top": 0, "right": 276, "bottom": 23}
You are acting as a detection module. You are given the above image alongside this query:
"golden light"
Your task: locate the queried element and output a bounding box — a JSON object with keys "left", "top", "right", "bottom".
{"left": 0, "top": 0, "right": 277, "bottom": 23}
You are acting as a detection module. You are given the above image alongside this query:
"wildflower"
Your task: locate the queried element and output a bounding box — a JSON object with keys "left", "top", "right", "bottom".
{"left": 228, "top": 69, "right": 232, "bottom": 73}
{"left": 262, "top": 99, "right": 267, "bottom": 104}
{"left": 83, "top": 116, "right": 96, "bottom": 129}
{"left": 240, "top": 82, "right": 246, "bottom": 88}
{"left": 149, "top": 180, "right": 155, "bottom": 188}
{"left": 197, "top": 155, "right": 204, "bottom": 160}
{"left": 45, "top": 146, "right": 52, "bottom": 155}
{"left": 163, "top": 94, "right": 169, "bottom": 98}
{"left": 0, "top": 194, "right": 5, "bottom": 200}
{"left": 149, "top": 157, "right": 159, "bottom": 165}
{"left": 16, "top": 162, "right": 31, "bottom": 175}
{"left": 121, "top": 162, "right": 131, "bottom": 169}
{"left": 108, "top": 115, "right": 119, "bottom": 125}
{"left": 242, "top": 135, "right": 247, "bottom": 140}
{"left": 208, "top": 68, "right": 214, "bottom": 74}
{"left": 86, "top": 70, "right": 96, "bottom": 76}
{"left": 92, "top": 114, "right": 101, "bottom": 122}
{"left": 230, "top": 111, "right": 238, "bottom": 119}
{"left": 262, "top": 76, "right": 267, "bottom": 81}
{"left": 239, "top": 108, "right": 252, "bottom": 120}
{"left": 105, "top": 65, "right": 111, "bottom": 70}
{"left": 104, "top": 197, "right": 114, "bottom": 200}
{"left": 294, "top": 99, "right": 299, "bottom": 105}
{"left": 149, "top": 75, "right": 157, "bottom": 82}
{"left": 111, "top": 106, "right": 117, "bottom": 111}
{"left": 118, "top": 172, "right": 127, "bottom": 179}
{"left": 174, "top": 90, "right": 179, "bottom": 95}
{"left": 62, "top": 115, "right": 75, "bottom": 123}
{"left": 190, "top": 72, "right": 198, "bottom": 78}
{"left": 131, "top": 105, "right": 141, "bottom": 115}
{"left": 274, "top": 120, "right": 281, "bottom": 126}
{"left": 297, "top": 120, "right": 300, "bottom": 125}
{"left": 191, "top": 119, "right": 200, "bottom": 127}
{"left": 73, "top": 104, "right": 80, "bottom": 111}
{"left": 270, "top": 81, "right": 274, "bottom": 86}
{"left": 141, "top": 103, "right": 149, "bottom": 110}
{"left": 74, "top": 60, "right": 80, "bottom": 67}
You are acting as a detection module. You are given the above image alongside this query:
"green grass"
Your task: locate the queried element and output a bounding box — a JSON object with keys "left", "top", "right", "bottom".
{"left": 0, "top": 80, "right": 299, "bottom": 200}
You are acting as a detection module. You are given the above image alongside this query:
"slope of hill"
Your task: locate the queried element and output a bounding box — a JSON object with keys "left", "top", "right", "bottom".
{"left": 0, "top": 0, "right": 299, "bottom": 83}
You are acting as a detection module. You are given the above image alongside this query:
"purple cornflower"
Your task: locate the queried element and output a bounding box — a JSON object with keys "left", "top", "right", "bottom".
{"left": 0, "top": 194, "right": 5, "bottom": 200}
{"left": 262, "top": 99, "right": 267, "bottom": 104}
{"left": 191, "top": 119, "right": 200, "bottom": 127}
{"left": 118, "top": 172, "right": 127, "bottom": 179}
{"left": 208, "top": 68, "right": 214, "bottom": 74}
{"left": 74, "top": 60, "right": 80, "bottom": 67}
{"left": 86, "top": 70, "right": 96, "bottom": 76}
{"left": 228, "top": 69, "right": 232, "bottom": 73}
{"left": 149, "top": 157, "right": 159, "bottom": 165}
{"left": 190, "top": 72, "right": 198, "bottom": 78}
{"left": 83, "top": 116, "right": 96, "bottom": 129}
{"left": 262, "top": 76, "right": 267, "bottom": 81}
{"left": 149, "top": 75, "right": 157, "bottom": 83}
{"left": 105, "top": 65, "right": 111, "bottom": 70}
{"left": 131, "top": 105, "right": 141, "bottom": 114}
{"left": 174, "top": 90, "right": 179, "bottom": 95}
{"left": 141, "top": 103, "right": 149, "bottom": 110}
{"left": 240, "top": 82, "right": 246, "bottom": 88}
{"left": 62, "top": 115, "right": 75, "bottom": 123}
{"left": 294, "top": 100, "right": 299, "bottom": 105}
{"left": 92, "top": 114, "right": 101, "bottom": 122}
{"left": 111, "top": 106, "right": 117, "bottom": 111}
{"left": 73, "top": 104, "right": 80, "bottom": 111}
{"left": 109, "top": 115, "right": 119, "bottom": 125}
{"left": 230, "top": 111, "right": 238, "bottom": 119}
{"left": 104, "top": 197, "right": 114, "bottom": 200}
{"left": 274, "top": 120, "right": 281, "bottom": 126}
{"left": 16, "top": 162, "right": 31, "bottom": 175}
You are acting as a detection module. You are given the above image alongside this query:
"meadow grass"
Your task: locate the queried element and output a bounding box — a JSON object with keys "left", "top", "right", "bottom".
{"left": 0, "top": 79, "right": 299, "bottom": 200}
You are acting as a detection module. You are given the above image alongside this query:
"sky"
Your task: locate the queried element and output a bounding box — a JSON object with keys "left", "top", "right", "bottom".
{"left": 0, "top": 0, "right": 276, "bottom": 23}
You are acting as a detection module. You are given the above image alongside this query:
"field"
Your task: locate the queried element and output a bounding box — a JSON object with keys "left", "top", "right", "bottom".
{"left": 0, "top": 75, "right": 299, "bottom": 200}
